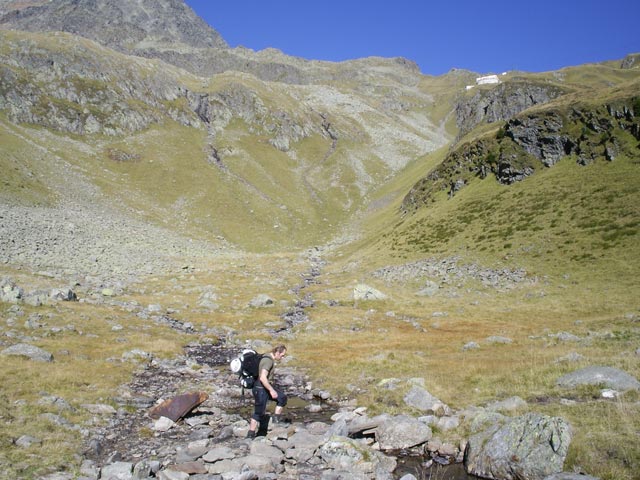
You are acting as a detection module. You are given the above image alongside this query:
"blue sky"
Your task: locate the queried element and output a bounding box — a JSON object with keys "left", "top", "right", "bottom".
{"left": 184, "top": 0, "right": 640, "bottom": 75}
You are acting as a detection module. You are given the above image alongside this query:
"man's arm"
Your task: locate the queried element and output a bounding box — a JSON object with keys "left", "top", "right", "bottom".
{"left": 259, "top": 368, "right": 277, "bottom": 399}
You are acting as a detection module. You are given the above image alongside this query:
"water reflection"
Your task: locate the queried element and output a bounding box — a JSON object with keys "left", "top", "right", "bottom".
{"left": 395, "top": 459, "right": 478, "bottom": 479}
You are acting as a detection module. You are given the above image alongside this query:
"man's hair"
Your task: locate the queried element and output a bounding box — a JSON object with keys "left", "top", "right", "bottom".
{"left": 272, "top": 345, "right": 287, "bottom": 354}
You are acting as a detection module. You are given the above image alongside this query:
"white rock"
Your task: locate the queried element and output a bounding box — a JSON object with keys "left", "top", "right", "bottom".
{"left": 153, "top": 416, "right": 174, "bottom": 432}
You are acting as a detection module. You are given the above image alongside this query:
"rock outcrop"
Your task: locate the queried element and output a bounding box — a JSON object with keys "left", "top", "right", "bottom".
{"left": 402, "top": 94, "right": 640, "bottom": 212}
{"left": 455, "top": 80, "right": 569, "bottom": 138}
{"left": 464, "top": 412, "right": 572, "bottom": 480}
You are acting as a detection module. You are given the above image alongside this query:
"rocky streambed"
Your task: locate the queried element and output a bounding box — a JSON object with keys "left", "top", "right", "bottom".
{"left": 72, "top": 338, "right": 599, "bottom": 480}
{"left": 76, "top": 343, "right": 477, "bottom": 480}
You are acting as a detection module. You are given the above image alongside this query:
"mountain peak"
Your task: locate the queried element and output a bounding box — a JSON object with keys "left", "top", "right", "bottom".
{"left": 0, "top": 0, "right": 228, "bottom": 51}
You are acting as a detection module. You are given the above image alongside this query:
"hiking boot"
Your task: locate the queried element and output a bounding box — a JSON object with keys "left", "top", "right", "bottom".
{"left": 272, "top": 415, "right": 291, "bottom": 425}
{"left": 246, "top": 430, "right": 256, "bottom": 439}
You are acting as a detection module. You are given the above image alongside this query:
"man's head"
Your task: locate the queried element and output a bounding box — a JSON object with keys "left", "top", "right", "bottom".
{"left": 272, "top": 344, "right": 287, "bottom": 360}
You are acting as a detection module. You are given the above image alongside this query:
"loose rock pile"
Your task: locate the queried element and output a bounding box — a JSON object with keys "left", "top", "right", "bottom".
{"left": 372, "top": 257, "right": 528, "bottom": 291}
{"left": 0, "top": 203, "right": 229, "bottom": 280}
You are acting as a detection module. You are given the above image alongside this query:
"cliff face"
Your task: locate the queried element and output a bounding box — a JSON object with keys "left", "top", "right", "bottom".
{"left": 0, "top": 30, "right": 205, "bottom": 135}
{"left": 402, "top": 94, "right": 640, "bottom": 213}
{"left": 454, "top": 80, "right": 570, "bottom": 138}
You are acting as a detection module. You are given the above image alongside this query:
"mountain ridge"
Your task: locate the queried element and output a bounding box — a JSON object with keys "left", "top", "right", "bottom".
{"left": 0, "top": 0, "right": 424, "bottom": 84}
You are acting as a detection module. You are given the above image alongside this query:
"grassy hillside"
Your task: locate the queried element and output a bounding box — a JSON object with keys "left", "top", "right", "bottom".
{"left": 294, "top": 77, "right": 640, "bottom": 479}
{"left": 1, "top": 27, "right": 639, "bottom": 479}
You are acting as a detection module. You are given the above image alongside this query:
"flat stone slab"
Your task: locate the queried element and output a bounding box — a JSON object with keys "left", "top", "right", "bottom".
{"left": 1, "top": 343, "right": 53, "bottom": 362}
{"left": 148, "top": 392, "right": 209, "bottom": 421}
{"left": 556, "top": 366, "right": 640, "bottom": 391}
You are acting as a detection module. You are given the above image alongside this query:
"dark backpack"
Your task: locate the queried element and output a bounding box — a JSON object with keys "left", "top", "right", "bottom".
{"left": 230, "top": 349, "right": 264, "bottom": 389}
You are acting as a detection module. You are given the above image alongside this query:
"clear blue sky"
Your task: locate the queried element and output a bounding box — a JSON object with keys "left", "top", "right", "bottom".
{"left": 184, "top": 0, "right": 640, "bottom": 76}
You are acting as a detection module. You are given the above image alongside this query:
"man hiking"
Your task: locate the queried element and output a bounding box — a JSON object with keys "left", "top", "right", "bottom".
{"left": 246, "top": 344, "right": 288, "bottom": 438}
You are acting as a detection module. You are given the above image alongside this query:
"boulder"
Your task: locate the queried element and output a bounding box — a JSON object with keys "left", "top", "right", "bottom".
{"left": 197, "top": 286, "right": 219, "bottom": 309}
{"left": 248, "top": 294, "right": 274, "bottom": 308}
{"left": 1, "top": 343, "right": 53, "bottom": 362}
{"left": 100, "top": 461, "right": 133, "bottom": 480}
{"left": 485, "top": 396, "right": 527, "bottom": 413}
{"left": 375, "top": 415, "right": 432, "bottom": 450}
{"left": 463, "top": 341, "right": 480, "bottom": 351}
{"left": 416, "top": 280, "right": 439, "bottom": 297}
{"left": 556, "top": 366, "right": 640, "bottom": 391}
{"left": 23, "top": 290, "right": 50, "bottom": 307}
{"left": 464, "top": 413, "right": 572, "bottom": 480}
{"left": 202, "top": 446, "right": 235, "bottom": 463}
{"left": 81, "top": 403, "right": 117, "bottom": 415}
{"left": 353, "top": 284, "right": 387, "bottom": 301}
{"left": 153, "top": 416, "right": 174, "bottom": 432}
{"left": 122, "top": 349, "right": 153, "bottom": 362}
{"left": 148, "top": 392, "right": 209, "bottom": 421}
{"left": 249, "top": 442, "right": 285, "bottom": 468}
{"left": 157, "top": 469, "right": 190, "bottom": 480}
{"left": 319, "top": 436, "right": 396, "bottom": 478}
{"left": 0, "top": 278, "right": 23, "bottom": 303}
{"left": 15, "top": 435, "right": 42, "bottom": 448}
{"left": 485, "top": 335, "right": 513, "bottom": 344}
{"left": 403, "top": 386, "right": 449, "bottom": 415}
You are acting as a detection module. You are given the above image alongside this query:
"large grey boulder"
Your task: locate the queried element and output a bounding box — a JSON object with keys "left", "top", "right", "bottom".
{"left": 485, "top": 396, "right": 527, "bottom": 413}
{"left": 100, "top": 461, "right": 133, "bottom": 480}
{"left": 353, "top": 284, "right": 387, "bottom": 301}
{"left": 556, "top": 366, "right": 640, "bottom": 391}
{"left": 403, "top": 385, "right": 449, "bottom": 415}
{"left": 318, "top": 436, "right": 396, "bottom": 478}
{"left": 285, "top": 429, "right": 326, "bottom": 463}
{"left": 248, "top": 294, "right": 274, "bottom": 308}
{"left": 23, "top": 289, "right": 51, "bottom": 307}
{"left": 1, "top": 343, "right": 54, "bottom": 362}
{"left": 375, "top": 415, "right": 432, "bottom": 450}
{"left": 464, "top": 413, "right": 572, "bottom": 480}
{"left": 0, "top": 278, "right": 23, "bottom": 303}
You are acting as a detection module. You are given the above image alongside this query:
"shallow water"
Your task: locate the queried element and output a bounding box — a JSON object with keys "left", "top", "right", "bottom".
{"left": 232, "top": 394, "right": 334, "bottom": 423}
{"left": 395, "top": 458, "right": 478, "bottom": 479}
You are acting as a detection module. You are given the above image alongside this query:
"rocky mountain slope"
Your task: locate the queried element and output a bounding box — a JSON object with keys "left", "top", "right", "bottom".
{"left": 0, "top": 0, "right": 418, "bottom": 84}
{"left": 0, "top": 0, "right": 638, "bottom": 280}
{"left": 0, "top": 0, "right": 638, "bottom": 270}
{"left": 0, "top": 0, "right": 454, "bottom": 255}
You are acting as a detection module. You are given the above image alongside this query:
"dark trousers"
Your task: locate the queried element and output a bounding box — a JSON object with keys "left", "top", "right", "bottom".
{"left": 251, "top": 385, "right": 287, "bottom": 422}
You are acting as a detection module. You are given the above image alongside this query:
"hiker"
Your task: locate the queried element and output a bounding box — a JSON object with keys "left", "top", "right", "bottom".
{"left": 246, "top": 344, "right": 288, "bottom": 438}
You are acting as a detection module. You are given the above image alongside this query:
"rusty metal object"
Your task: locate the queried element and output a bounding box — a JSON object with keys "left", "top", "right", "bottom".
{"left": 148, "top": 392, "right": 208, "bottom": 421}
